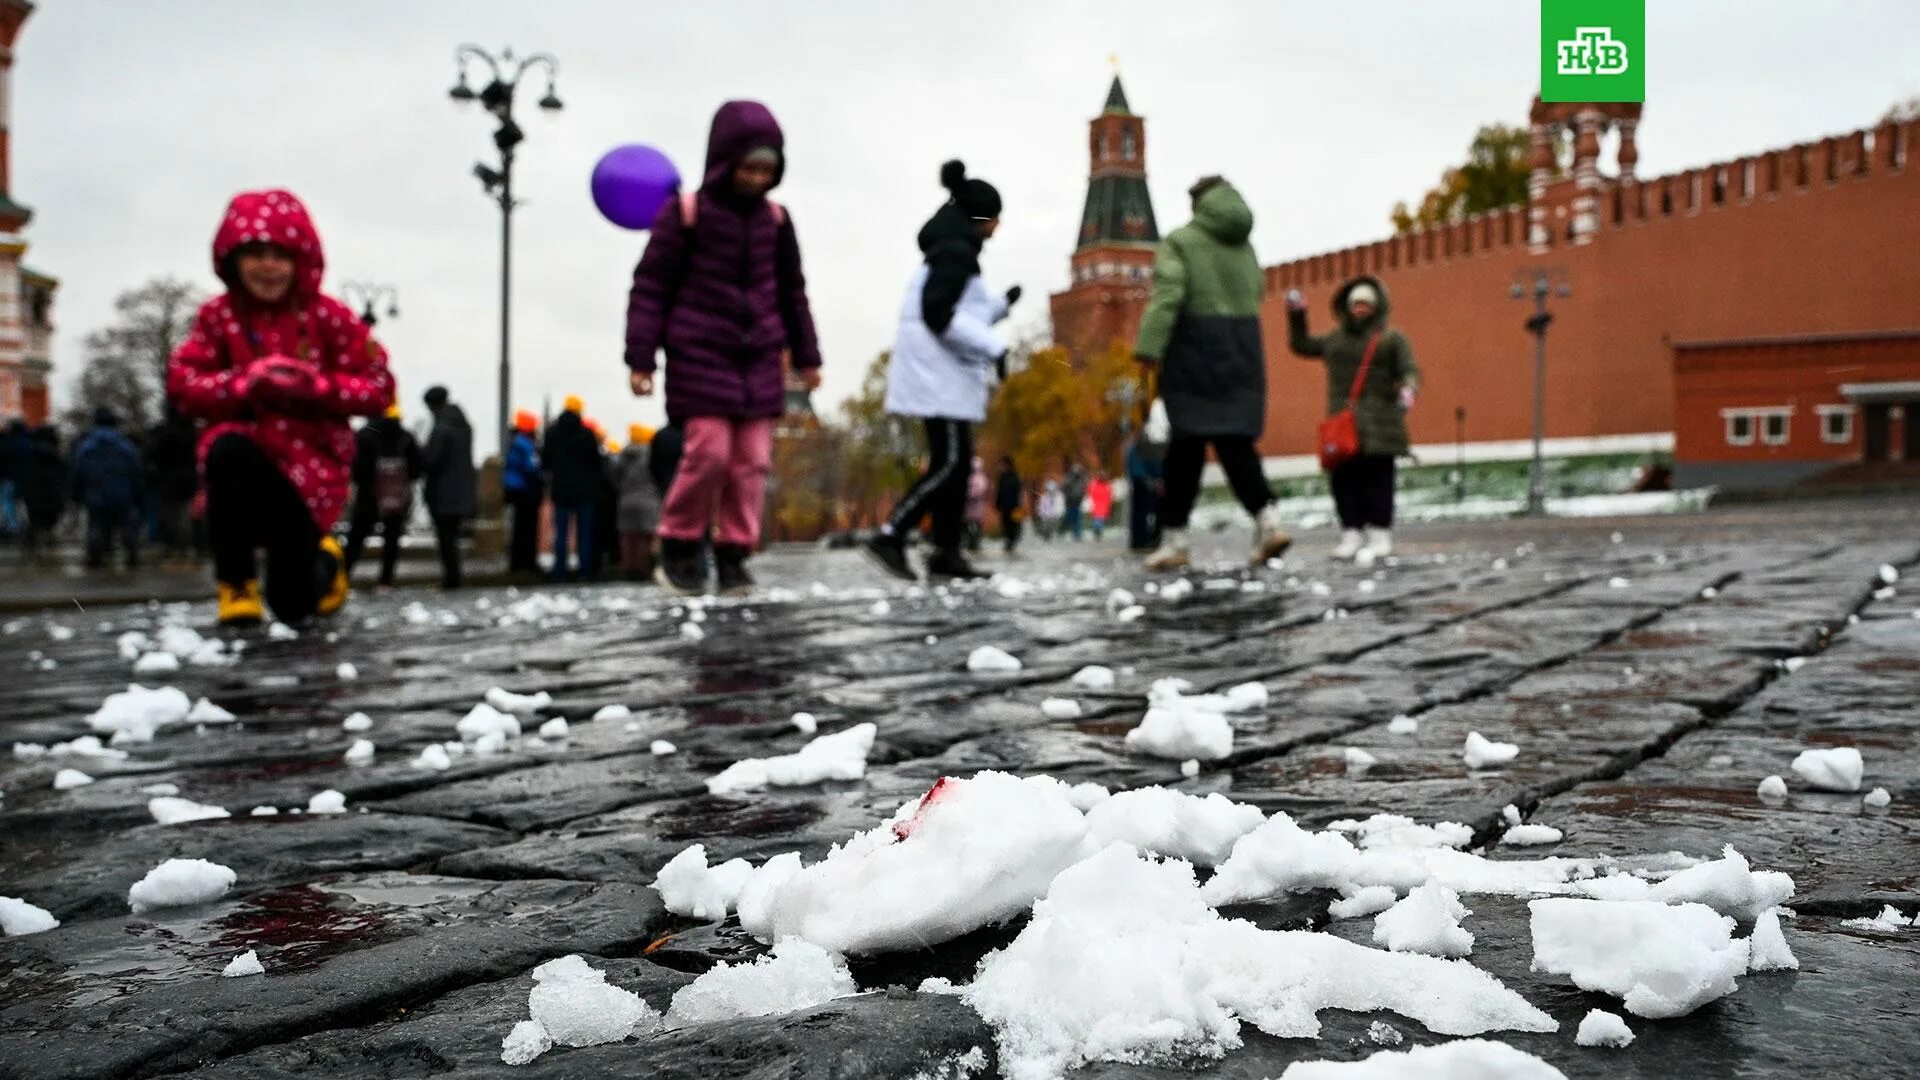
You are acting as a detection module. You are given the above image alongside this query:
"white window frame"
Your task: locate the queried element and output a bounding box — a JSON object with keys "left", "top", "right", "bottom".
{"left": 1817, "top": 404, "right": 1855, "bottom": 444}
{"left": 1762, "top": 410, "right": 1790, "bottom": 446}
{"left": 1722, "top": 410, "right": 1756, "bottom": 447}
{"left": 1721, "top": 406, "right": 1792, "bottom": 447}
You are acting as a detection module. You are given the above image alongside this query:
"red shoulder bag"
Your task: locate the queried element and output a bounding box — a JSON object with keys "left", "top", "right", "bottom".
{"left": 1317, "top": 334, "right": 1381, "bottom": 472}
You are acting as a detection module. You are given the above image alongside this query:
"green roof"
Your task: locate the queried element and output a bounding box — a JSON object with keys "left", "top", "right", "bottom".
{"left": 1076, "top": 173, "right": 1159, "bottom": 252}
{"left": 1102, "top": 75, "right": 1132, "bottom": 116}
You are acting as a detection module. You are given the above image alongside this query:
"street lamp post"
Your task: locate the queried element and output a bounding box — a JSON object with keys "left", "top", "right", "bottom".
{"left": 1510, "top": 270, "right": 1571, "bottom": 516}
{"left": 448, "top": 45, "right": 563, "bottom": 450}
{"left": 339, "top": 282, "right": 400, "bottom": 328}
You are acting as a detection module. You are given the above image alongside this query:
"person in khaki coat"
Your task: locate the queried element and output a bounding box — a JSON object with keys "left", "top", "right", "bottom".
{"left": 1132, "top": 176, "right": 1292, "bottom": 571}
{"left": 1286, "top": 274, "right": 1421, "bottom": 560}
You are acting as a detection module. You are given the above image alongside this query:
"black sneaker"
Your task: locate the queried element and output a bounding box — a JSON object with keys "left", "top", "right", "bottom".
{"left": 925, "top": 548, "right": 989, "bottom": 581}
{"left": 654, "top": 538, "right": 708, "bottom": 596}
{"left": 714, "top": 544, "right": 756, "bottom": 597}
{"left": 861, "top": 533, "right": 918, "bottom": 583}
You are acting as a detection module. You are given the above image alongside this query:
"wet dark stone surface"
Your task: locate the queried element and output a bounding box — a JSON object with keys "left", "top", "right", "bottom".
{"left": 3, "top": 505, "right": 1918, "bottom": 1078}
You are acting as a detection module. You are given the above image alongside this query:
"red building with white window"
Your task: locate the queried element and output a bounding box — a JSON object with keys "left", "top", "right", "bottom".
{"left": 0, "top": 0, "right": 54, "bottom": 426}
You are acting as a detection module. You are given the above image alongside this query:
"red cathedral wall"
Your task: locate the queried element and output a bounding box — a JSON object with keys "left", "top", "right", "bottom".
{"left": 1258, "top": 118, "right": 1920, "bottom": 460}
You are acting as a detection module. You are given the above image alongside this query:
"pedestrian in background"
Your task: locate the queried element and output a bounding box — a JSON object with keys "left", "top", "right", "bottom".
{"left": 1287, "top": 275, "right": 1420, "bottom": 561}
{"left": 1133, "top": 175, "right": 1292, "bottom": 571}
{"left": 994, "top": 456, "right": 1023, "bottom": 554}
{"left": 0, "top": 417, "right": 28, "bottom": 539}
{"left": 1062, "top": 463, "right": 1089, "bottom": 541}
{"left": 502, "top": 409, "right": 544, "bottom": 578}
{"left": 614, "top": 424, "right": 661, "bottom": 581}
{"left": 542, "top": 396, "right": 602, "bottom": 582}
{"left": 69, "top": 406, "right": 145, "bottom": 570}
{"left": 965, "top": 456, "right": 990, "bottom": 553}
{"left": 19, "top": 425, "right": 65, "bottom": 562}
{"left": 1036, "top": 479, "right": 1065, "bottom": 542}
{"left": 1125, "top": 424, "right": 1166, "bottom": 553}
{"left": 422, "top": 386, "right": 476, "bottom": 589}
{"left": 1086, "top": 471, "right": 1113, "bottom": 543}
{"left": 345, "top": 403, "right": 420, "bottom": 588}
{"left": 146, "top": 406, "right": 201, "bottom": 566}
{"left": 626, "top": 100, "right": 824, "bottom": 595}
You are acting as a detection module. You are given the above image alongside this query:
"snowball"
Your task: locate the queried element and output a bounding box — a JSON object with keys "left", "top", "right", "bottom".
{"left": 1864, "top": 787, "right": 1891, "bottom": 808}
{"left": 336, "top": 663, "right": 358, "bottom": 681}
{"left": 1879, "top": 563, "right": 1899, "bottom": 585}
{"left": 344, "top": 739, "right": 376, "bottom": 766}
{"left": 1464, "top": 731, "right": 1520, "bottom": 769}
{"left": 485, "top": 687, "right": 553, "bottom": 715}
{"left": 738, "top": 773, "right": 1089, "bottom": 955}
{"left": 1080, "top": 788, "right": 1265, "bottom": 867}
{"left": 652, "top": 845, "right": 756, "bottom": 921}
{"left": 706, "top": 723, "right": 876, "bottom": 795}
{"left": 53, "top": 768, "right": 94, "bottom": 790}
{"left": 791, "top": 712, "right": 818, "bottom": 735}
{"left": 500, "top": 1019, "right": 553, "bottom": 1066}
{"left": 1278, "top": 1039, "right": 1568, "bottom": 1078}
{"left": 1040, "top": 698, "right": 1082, "bottom": 720}
{"left": 129, "top": 858, "right": 237, "bottom": 914}
{"left": 1126, "top": 685, "right": 1237, "bottom": 762}
{"left": 967, "top": 646, "right": 1023, "bottom": 673}
{"left": 1372, "top": 882, "right": 1473, "bottom": 958}
{"left": 592, "top": 704, "right": 633, "bottom": 722}
{"left": 1840, "top": 905, "right": 1911, "bottom": 932}
{"left": 1574, "top": 1009, "right": 1634, "bottom": 1048}
{"left": 1647, "top": 845, "right": 1794, "bottom": 921}
{"left": 1756, "top": 775, "right": 1788, "bottom": 800}
{"left": 341, "top": 712, "right": 374, "bottom": 733}
{"left": 1071, "top": 666, "right": 1116, "bottom": 690}
{"left": 1, "top": 895, "right": 60, "bottom": 936}
{"left": 1328, "top": 886, "right": 1398, "bottom": 920}
{"left": 87, "top": 684, "right": 194, "bottom": 743}
{"left": 1387, "top": 715, "right": 1419, "bottom": 735}
{"left": 133, "top": 652, "right": 182, "bottom": 675}
{"left": 413, "top": 744, "right": 453, "bottom": 771}
{"left": 222, "top": 950, "right": 264, "bottom": 978}
{"left": 149, "top": 797, "right": 231, "bottom": 825}
{"left": 650, "top": 740, "right": 678, "bottom": 756}
{"left": 680, "top": 621, "right": 706, "bottom": 641}
{"left": 1180, "top": 759, "right": 1201, "bottom": 778}
{"left": 456, "top": 703, "right": 522, "bottom": 743}
{"left": 1503, "top": 824, "right": 1564, "bottom": 846}
{"left": 1790, "top": 747, "right": 1863, "bottom": 792}
{"left": 528, "top": 954, "right": 662, "bottom": 1047}
{"left": 1528, "top": 898, "right": 1748, "bottom": 1018}
{"left": 307, "top": 789, "right": 348, "bottom": 814}
{"left": 1747, "top": 908, "right": 1798, "bottom": 972}
{"left": 538, "top": 717, "right": 570, "bottom": 740}
{"left": 1343, "top": 747, "right": 1378, "bottom": 770}
{"left": 667, "top": 938, "right": 857, "bottom": 1025}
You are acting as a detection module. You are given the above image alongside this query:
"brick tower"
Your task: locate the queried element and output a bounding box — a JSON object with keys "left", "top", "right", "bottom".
{"left": 0, "top": 0, "right": 54, "bottom": 425}
{"left": 1049, "top": 75, "right": 1160, "bottom": 362}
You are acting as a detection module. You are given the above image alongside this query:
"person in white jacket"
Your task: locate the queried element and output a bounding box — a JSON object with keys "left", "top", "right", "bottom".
{"left": 864, "top": 161, "right": 1019, "bottom": 582}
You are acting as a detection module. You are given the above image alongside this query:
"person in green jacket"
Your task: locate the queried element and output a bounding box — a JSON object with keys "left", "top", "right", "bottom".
{"left": 1132, "top": 176, "right": 1292, "bottom": 571}
{"left": 1286, "top": 274, "right": 1421, "bottom": 561}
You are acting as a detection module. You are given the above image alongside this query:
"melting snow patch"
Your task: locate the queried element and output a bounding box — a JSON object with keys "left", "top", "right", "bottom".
{"left": 680, "top": 621, "right": 706, "bottom": 641}
{"left": 1180, "top": 759, "right": 1200, "bottom": 778}
{"left": 501, "top": 1020, "right": 553, "bottom": 1066}
{"left": 87, "top": 684, "right": 194, "bottom": 743}
{"left": 250, "top": 806, "right": 279, "bottom": 816}
{"left": 1, "top": 895, "right": 60, "bottom": 936}
{"left": 456, "top": 703, "right": 522, "bottom": 743}
{"left": 1159, "top": 578, "right": 1194, "bottom": 602}
{"left": 967, "top": 646, "right": 1023, "bottom": 673}
{"left": 1646, "top": 845, "right": 1794, "bottom": 921}
{"left": 1790, "top": 747, "right": 1862, "bottom": 792}
{"left": 1864, "top": 787, "right": 1891, "bottom": 808}
{"left": 1608, "top": 577, "right": 1630, "bottom": 589}
{"left": 1574, "top": 1009, "right": 1634, "bottom": 1048}
{"left": 53, "top": 768, "right": 94, "bottom": 790}
{"left": 222, "top": 950, "right": 265, "bottom": 978}
{"left": 1528, "top": 898, "right": 1748, "bottom": 1018}
{"left": 1747, "top": 908, "right": 1798, "bottom": 971}
{"left": 1278, "top": 1039, "right": 1567, "bottom": 1078}
{"left": 652, "top": 845, "right": 756, "bottom": 921}
{"left": 141, "top": 782, "right": 180, "bottom": 797}
{"left": 1343, "top": 747, "right": 1378, "bottom": 770}
{"left": 667, "top": 938, "right": 857, "bottom": 1025}
{"left": 1464, "top": 732, "right": 1519, "bottom": 769}
{"left": 336, "top": 663, "right": 358, "bottom": 681}
{"left": 1879, "top": 563, "right": 1900, "bottom": 585}
{"left": 706, "top": 724, "right": 876, "bottom": 795}
{"left": 525, "top": 954, "right": 662, "bottom": 1051}
{"left": 1503, "top": 824, "right": 1564, "bottom": 846}
{"left": 1126, "top": 701, "right": 1233, "bottom": 761}
{"left": 129, "top": 858, "right": 236, "bottom": 914}
{"left": 149, "top": 797, "right": 230, "bottom": 825}
{"left": 1372, "top": 882, "right": 1473, "bottom": 958}
{"left": 1040, "top": 698, "right": 1082, "bottom": 720}
{"left": 1840, "top": 905, "right": 1912, "bottom": 933}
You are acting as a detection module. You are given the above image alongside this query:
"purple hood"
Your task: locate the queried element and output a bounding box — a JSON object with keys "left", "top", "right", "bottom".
{"left": 702, "top": 100, "right": 786, "bottom": 193}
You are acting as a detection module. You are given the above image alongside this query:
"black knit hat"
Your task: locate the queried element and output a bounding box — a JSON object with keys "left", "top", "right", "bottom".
{"left": 941, "top": 160, "right": 1002, "bottom": 219}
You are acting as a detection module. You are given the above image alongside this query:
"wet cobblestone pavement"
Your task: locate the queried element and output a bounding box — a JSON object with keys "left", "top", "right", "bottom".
{"left": 3, "top": 503, "right": 1918, "bottom": 1079}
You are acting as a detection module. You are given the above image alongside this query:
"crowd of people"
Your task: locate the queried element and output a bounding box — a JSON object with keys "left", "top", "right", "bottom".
{"left": 0, "top": 408, "right": 206, "bottom": 570}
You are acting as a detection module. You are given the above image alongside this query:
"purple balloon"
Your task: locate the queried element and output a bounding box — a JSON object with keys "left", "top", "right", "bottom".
{"left": 591, "top": 144, "right": 682, "bottom": 230}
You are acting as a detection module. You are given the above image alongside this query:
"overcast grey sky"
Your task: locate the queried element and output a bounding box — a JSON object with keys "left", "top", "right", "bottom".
{"left": 15, "top": 1, "right": 1918, "bottom": 451}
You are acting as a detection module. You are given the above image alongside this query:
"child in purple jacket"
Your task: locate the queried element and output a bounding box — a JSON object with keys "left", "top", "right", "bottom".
{"left": 626, "top": 100, "right": 823, "bottom": 595}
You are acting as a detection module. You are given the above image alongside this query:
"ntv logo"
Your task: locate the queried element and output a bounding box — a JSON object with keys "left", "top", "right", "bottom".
{"left": 1556, "top": 26, "right": 1630, "bottom": 76}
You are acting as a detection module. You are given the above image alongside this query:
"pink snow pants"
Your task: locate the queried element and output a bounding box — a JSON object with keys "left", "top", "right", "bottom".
{"left": 657, "top": 416, "right": 775, "bottom": 548}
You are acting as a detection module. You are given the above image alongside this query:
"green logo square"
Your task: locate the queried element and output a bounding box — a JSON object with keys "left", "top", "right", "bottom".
{"left": 1541, "top": 0, "right": 1645, "bottom": 102}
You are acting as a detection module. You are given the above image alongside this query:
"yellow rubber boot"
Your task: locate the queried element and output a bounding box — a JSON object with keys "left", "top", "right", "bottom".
{"left": 218, "top": 580, "right": 265, "bottom": 627}
{"left": 316, "top": 536, "right": 350, "bottom": 616}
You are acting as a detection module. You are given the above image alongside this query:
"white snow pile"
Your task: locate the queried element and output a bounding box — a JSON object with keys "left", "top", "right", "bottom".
{"left": 1122, "top": 680, "right": 1259, "bottom": 762}
{"left": 1071, "top": 666, "right": 1116, "bottom": 691}
{"left": 1864, "top": 787, "right": 1891, "bottom": 808}
{"left": 456, "top": 703, "right": 523, "bottom": 745}
{"left": 706, "top": 723, "right": 876, "bottom": 795}
{"left": 652, "top": 844, "right": 756, "bottom": 921}
{"left": 1328, "top": 886, "right": 1398, "bottom": 920}
{"left": 666, "top": 937, "right": 857, "bottom": 1025}
{"left": 336, "top": 662, "right": 359, "bottom": 681}
{"left": 680, "top": 621, "right": 706, "bottom": 642}
{"left": 650, "top": 740, "right": 678, "bottom": 756}
{"left": 1789, "top": 747, "right": 1863, "bottom": 792}
{"left": 188, "top": 698, "right": 236, "bottom": 724}
{"left": 1528, "top": 898, "right": 1748, "bottom": 1018}
{"left": 967, "top": 646, "right": 1023, "bottom": 673}
{"left": 129, "top": 858, "right": 237, "bottom": 914}
{"left": 1747, "top": 908, "right": 1798, "bottom": 971}
{"left": 592, "top": 704, "right": 632, "bottom": 722}
{"left": 538, "top": 718, "right": 570, "bottom": 741}
{"left": 1, "top": 895, "right": 60, "bottom": 936}
{"left": 149, "top": 796, "right": 231, "bottom": 825}
{"left": 1756, "top": 775, "right": 1788, "bottom": 800}
{"left": 1840, "top": 905, "right": 1913, "bottom": 932}
{"left": 412, "top": 744, "right": 454, "bottom": 771}
{"left": 134, "top": 652, "right": 181, "bottom": 675}
{"left": 86, "top": 684, "right": 195, "bottom": 744}
{"left": 791, "top": 711, "right": 818, "bottom": 735}
{"left": 1277, "top": 1039, "right": 1568, "bottom": 1078}
{"left": 1646, "top": 846, "right": 1794, "bottom": 921}
{"left": 1879, "top": 563, "right": 1900, "bottom": 585}
{"left": 342, "top": 712, "right": 374, "bottom": 733}
{"left": 1080, "top": 788, "right": 1265, "bottom": 868}
{"left": 307, "top": 789, "right": 348, "bottom": 814}
{"left": 1503, "top": 824, "right": 1564, "bottom": 846}
{"left": 223, "top": 950, "right": 265, "bottom": 978}
{"left": 961, "top": 844, "right": 1555, "bottom": 1080}
{"left": 738, "top": 773, "right": 1089, "bottom": 955}
{"left": 343, "top": 739, "right": 376, "bottom": 766}
{"left": 1464, "top": 732, "right": 1520, "bottom": 769}
{"left": 117, "top": 625, "right": 234, "bottom": 670}
{"left": 1333, "top": 814, "right": 1472, "bottom": 852}
{"left": 1372, "top": 882, "right": 1474, "bottom": 958}
{"left": 1574, "top": 1009, "right": 1635, "bottom": 1048}
{"left": 1040, "top": 698, "right": 1082, "bottom": 720}
{"left": 1343, "top": 747, "right": 1378, "bottom": 770}
{"left": 53, "top": 768, "right": 94, "bottom": 790}
{"left": 502, "top": 954, "right": 664, "bottom": 1065}
{"left": 486, "top": 687, "right": 554, "bottom": 716}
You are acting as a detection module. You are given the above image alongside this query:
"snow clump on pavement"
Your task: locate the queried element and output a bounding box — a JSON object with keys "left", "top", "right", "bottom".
{"left": 1277, "top": 1039, "right": 1568, "bottom": 1078}
{"left": 652, "top": 844, "right": 756, "bottom": 921}
{"left": 222, "top": 950, "right": 265, "bottom": 977}
{"left": 149, "top": 796, "right": 231, "bottom": 825}
{"left": 1574, "top": 1009, "right": 1635, "bottom": 1048}
{"left": 967, "top": 646, "right": 1023, "bottom": 673}
{"left": 706, "top": 723, "right": 876, "bottom": 795}
{"left": 129, "top": 858, "right": 237, "bottom": 914}
{"left": 1372, "top": 882, "right": 1474, "bottom": 957}
{"left": 1527, "top": 898, "right": 1748, "bottom": 1018}
{"left": 1789, "top": 747, "right": 1863, "bottom": 792}
{"left": 1, "top": 895, "right": 60, "bottom": 936}
{"left": 1463, "top": 731, "right": 1520, "bottom": 769}
{"left": 87, "top": 684, "right": 194, "bottom": 744}
{"left": 666, "top": 938, "right": 857, "bottom": 1025}
{"left": 1079, "top": 788, "right": 1264, "bottom": 867}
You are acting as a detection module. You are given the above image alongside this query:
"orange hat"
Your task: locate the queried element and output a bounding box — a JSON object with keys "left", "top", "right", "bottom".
{"left": 604, "top": 438, "right": 623, "bottom": 454}
{"left": 629, "top": 423, "right": 656, "bottom": 445}
{"left": 383, "top": 403, "right": 402, "bottom": 420}
{"left": 513, "top": 409, "right": 539, "bottom": 434}
{"left": 563, "top": 395, "right": 585, "bottom": 414}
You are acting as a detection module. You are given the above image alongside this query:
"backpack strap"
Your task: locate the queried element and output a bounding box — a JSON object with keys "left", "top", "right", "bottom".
{"left": 1346, "top": 334, "right": 1382, "bottom": 408}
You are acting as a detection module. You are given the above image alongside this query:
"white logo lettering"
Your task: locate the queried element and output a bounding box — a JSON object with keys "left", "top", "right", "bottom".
{"left": 1556, "top": 26, "right": 1630, "bottom": 76}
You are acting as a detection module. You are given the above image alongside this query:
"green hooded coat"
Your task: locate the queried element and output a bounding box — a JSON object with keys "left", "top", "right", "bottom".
{"left": 1133, "top": 183, "right": 1266, "bottom": 439}
{"left": 1287, "top": 275, "right": 1421, "bottom": 457}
